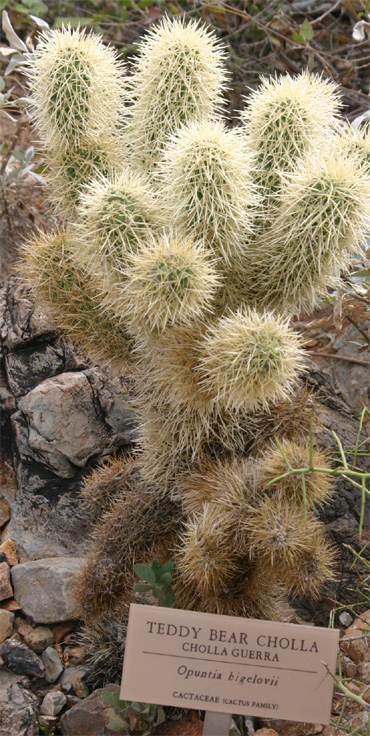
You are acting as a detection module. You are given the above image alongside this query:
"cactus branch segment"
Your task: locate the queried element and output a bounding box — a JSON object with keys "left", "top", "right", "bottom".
{"left": 127, "top": 17, "right": 228, "bottom": 170}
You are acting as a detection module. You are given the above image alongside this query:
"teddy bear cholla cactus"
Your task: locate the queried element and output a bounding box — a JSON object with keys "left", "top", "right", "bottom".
{"left": 22, "top": 19, "right": 370, "bottom": 684}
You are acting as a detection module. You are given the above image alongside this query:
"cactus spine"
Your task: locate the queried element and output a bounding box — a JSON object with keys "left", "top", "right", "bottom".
{"left": 21, "top": 20, "right": 370, "bottom": 684}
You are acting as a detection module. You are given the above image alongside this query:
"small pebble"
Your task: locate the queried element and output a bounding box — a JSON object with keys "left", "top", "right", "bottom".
{"left": 0, "top": 562, "right": 13, "bottom": 601}
{"left": 339, "top": 611, "right": 353, "bottom": 627}
{"left": 22, "top": 625, "right": 55, "bottom": 653}
{"left": 42, "top": 646, "right": 64, "bottom": 684}
{"left": 0, "top": 610, "right": 14, "bottom": 643}
{"left": 40, "top": 690, "right": 67, "bottom": 716}
{"left": 0, "top": 539, "right": 18, "bottom": 566}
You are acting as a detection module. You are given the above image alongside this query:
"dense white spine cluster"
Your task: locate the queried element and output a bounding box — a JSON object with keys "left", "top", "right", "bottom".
{"left": 27, "top": 26, "right": 127, "bottom": 149}
{"left": 127, "top": 17, "right": 228, "bottom": 171}
{"left": 159, "top": 119, "right": 258, "bottom": 263}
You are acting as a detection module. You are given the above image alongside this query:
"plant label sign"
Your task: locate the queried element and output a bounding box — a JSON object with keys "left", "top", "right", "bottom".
{"left": 121, "top": 604, "right": 339, "bottom": 724}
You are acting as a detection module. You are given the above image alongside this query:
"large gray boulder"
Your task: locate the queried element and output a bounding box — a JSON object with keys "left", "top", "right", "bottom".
{"left": 4, "top": 485, "right": 92, "bottom": 560}
{"left": 13, "top": 372, "right": 112, "bottom": 478}
{"left": 11, "top": 557, "right": 85, "bottom": 623}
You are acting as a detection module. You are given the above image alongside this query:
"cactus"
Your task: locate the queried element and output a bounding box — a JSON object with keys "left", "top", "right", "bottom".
{"left": 195, "top": 308, "right": 305, "bottom": 412}
{"left": 121, "top": 232, "right": 220, "bottom": 333}
{"left": 333, "top": 121, "right": 370, "bottom": 171}
{"left": 158, "top": 119, "right": 258, "bottom": 264}
{"left": 126, "top": 17, "right": 228, "bottom": 171}
{"left": 240, "top": 71, "right": 342, "bottom": 209}
{"left": 46, "top": 141, "right": 121, "bottom": 217}
{"left": 21, "top": 20, "right": 370, "bottom": 685}
{"left": 76, "top": 170, "right": 163, "bottom": 271}
{"left": 240, "top": 153, "right": 370, "bottom": 314}
{"left": 26, "top": 26, "right": 128, "bottom": 217}
{"left": 259, "top": 438, "right": 333, "bottom": 509}
{"left": 27, "top": 26, "right": 127, "bottom": 148}
{"left": 21, "top": 229, "right": 133, "bottom": 367}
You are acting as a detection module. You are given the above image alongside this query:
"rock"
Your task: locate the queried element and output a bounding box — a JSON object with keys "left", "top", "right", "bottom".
{"left": 42, "top": 646, "right": 64, "bottom": 683}
{"left": 5, "top": 343, "right": 65, "bottom": 398}
{"left": 0, "top": 363, "right": 16, "bottom": 414}
{"left": 0, "top": 637, "right": 45, "bottom": 677}
{"left": 17, "top": 623, "right": 33, "bottom": 637}
{"left": 14, "top": 372, "right": 110, "bottom": 478}
{"left": 22, "top": 625, "right": 55, "bottom": 653}
{"left": 60, "top": 684, "right": 119, "bottom": 736}
{"left": 11, "top": 557, "right": 85, "bottom": 623}
{"left": 318, "top": 320, "right": 370, "bottom": 412}
{"left": 350, "top": 711, "right": 369, "bottom": 729}
{"left": 357, "top": 661, "right": 370, "bottom": 684}
{"left": 346, "top": 681, "right": 361, "bottom": 695}
{"left": 85, "top": 368, "right": 138, "bottom": 444}
{"left": 0, "top": 276, "right": 56, "bottom": 355}
{"left": 0, "top": 499, "right": 10, "bottom": 527}
{"left": 0, "top": 669, "right": 38, "bottom": 736}
{"left": 65, "top": 645, "right": 85, "bottom": 666}
{"left": 0, "top": 610, "right": 14, "bottom": 643}
{"left": 40, "top": 690, "right": 67, "bottom": 716}
{"left": 254, "top": 730, "right": 280, "bottom": 736}
{"left": 0, "top": 561, "right": 13, "bottom": 600}
{"left": 12, "top": 368, "right": 137, "bottom": 483}
{"left": 341, "top": 609, "right": 370, "bottom": 664}
{"left": 5, "top": 483, "right": 92, "bottom": 559}
{"left": 60, "top": 667, "right": 89, "bottom": 698}
{"left": 66, "top": 695, "right": 82, "bottom": 708}
{"left": 341, "top": 654, "right": 358, "bottom": 679}
{"left": 339, "top": 611, "right": 353, "bottom": 627}
{"left": 0, "top": 539, "right": 18, "bottom": 566}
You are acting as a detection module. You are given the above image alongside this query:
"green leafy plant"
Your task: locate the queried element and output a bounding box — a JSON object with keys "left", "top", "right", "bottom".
{"left": 292, "top": 18, "right": 314, "bottom": 45}
{"left": 15, "top": 0, "right": 48, "bottom": 16}
{"left": 102, "top": 692, "right": 165, "bottom": 735}
{"left": 134, "top": 560, "right": 176, "bottom": 608}
{"left": 99, "top": 560, "right": 173, "bottom": 733}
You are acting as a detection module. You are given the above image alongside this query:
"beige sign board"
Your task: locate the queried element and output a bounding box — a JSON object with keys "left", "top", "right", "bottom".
{"left": 121, "top": 604, "right": 339, "bottom": 724}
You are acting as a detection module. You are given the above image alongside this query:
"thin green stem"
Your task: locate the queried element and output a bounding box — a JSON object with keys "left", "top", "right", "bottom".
{"left": 301, "top": 472, "right": 308, "bottom": 520}
{"left": 345, "top": 544, "right": 370, "bottom": 570}
{"left": 360, "top": 477, "right": 367, "bottom": 537}
{"left": 333, "top": 431, "right": 349, "bottom": 470}
{"left": 267, "top": 466, "right": 370, "bottom": 487}
{"left": 275, "top": 437, "right": 292, "bottom": 469}
{"left": 309, "top": 413, "right": 314, "bottom": 470}
{"left": 352, "top": 406, "right": 368, "bottom": 470}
